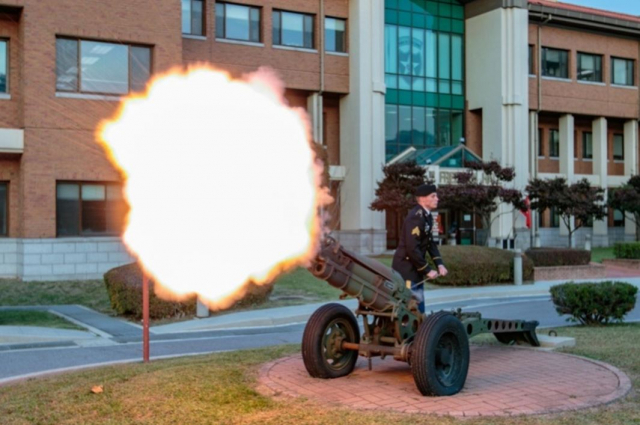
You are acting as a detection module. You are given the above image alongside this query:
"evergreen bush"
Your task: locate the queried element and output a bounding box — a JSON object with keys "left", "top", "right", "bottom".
{"left": 525, "top": 247, "right": 591, "bottom": 267}
{"left": 613, "top": 242, "right": 640, "bottom": 259}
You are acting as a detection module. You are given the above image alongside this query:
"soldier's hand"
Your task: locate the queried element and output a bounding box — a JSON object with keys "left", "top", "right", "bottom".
{"left": 426, "top": 270, "right": 439, "bottom": 280}
{"left": 438, "top": 265, "right": 448, "bottom": 277}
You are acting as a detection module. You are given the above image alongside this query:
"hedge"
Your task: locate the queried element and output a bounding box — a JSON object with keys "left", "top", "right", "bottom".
{"left": 525, "top": 248, "right": 590, "bottom": 267}
{"left": 425, "top": 245, "right": 533, "bottom": 286}
{"left": 104, "top": 263, "right": 273, "bottom": 320}
{"left": 550, "top": 281, "right": 638, "bottom": 325}
{"left": 613, "top": 242, "right": 640, "bottom": 259}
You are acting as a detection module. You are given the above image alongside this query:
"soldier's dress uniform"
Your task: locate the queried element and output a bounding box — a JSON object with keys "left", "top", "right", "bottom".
{"left": 392, "top": 204, "right": 444, "bottom": 313}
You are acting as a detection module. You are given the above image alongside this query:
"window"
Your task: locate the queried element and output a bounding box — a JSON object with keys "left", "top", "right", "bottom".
{"left": 0, "top": 40, "right": 7, "bottom": 93}
{"left": 182, "top": 0, "right": 204, "bottom": 36}
{"left": 613, "top": 209, "right": 625, "bottom": 227}
{"left": 56, "top": 182, "right": 127, "bottom": 236}
{"left": 549, "top": 129, "right": 559, "bottom": 158}
{"left": 582, "top": 132, "right": 593, "bottom": 159}
{"left": 529, "top": 45, "right": 535, "bottom": 75}
{"left": 538, "top": 128, "right": 544, "bottom": 156}
{"left": 56, "top": 39, "right": 151, "bottom": 95}
{"left": 612, "top": 57, "right": 634, "bottom": 86}
{"left": 577, "top": 53, "right": 602, "bottom": 82}
{"left": 0, "top": 182, "right": 7, "bottom": 236}
{"left": 550, "top": 207, "right": 560, "bottom": 228}
{"left": 613, "top": 134, "right": 624, "bottom": 160}
{"left": 215, "top": 2, "right": 260, "bottom": 42}
{"left": 273, "top": 10, "right": 314, "bottom": 49}
{"left": 325, "top": 17, "right": 346, "bottom": 53}
{"left": 542, "top": 47, "right": 569, "bottom": 79}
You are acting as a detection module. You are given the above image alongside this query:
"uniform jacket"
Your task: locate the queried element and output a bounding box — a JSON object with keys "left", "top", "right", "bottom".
{"left": 392, "top": 204, "right": 444, "bottom": 282}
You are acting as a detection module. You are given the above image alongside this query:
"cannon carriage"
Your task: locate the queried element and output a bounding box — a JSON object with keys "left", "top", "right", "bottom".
{"left": 302, "top": 238, "right": 539, "bottom": 396}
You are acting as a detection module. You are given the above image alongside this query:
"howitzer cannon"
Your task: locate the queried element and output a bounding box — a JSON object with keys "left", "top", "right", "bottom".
{"left": 302, "top": 238, "right": 540, "bottom": 396}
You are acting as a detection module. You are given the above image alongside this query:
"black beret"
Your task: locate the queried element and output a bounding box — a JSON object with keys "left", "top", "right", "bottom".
{"left": 415, "top": 184, "right": 437, "bottom": 197}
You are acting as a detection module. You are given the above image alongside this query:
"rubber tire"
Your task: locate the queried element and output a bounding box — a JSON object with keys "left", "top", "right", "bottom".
{"left": 302, "top": 303, "right": 360, "bottom": 379}
{"left": 411, "top": 311, "right": 470, "bottom": 396}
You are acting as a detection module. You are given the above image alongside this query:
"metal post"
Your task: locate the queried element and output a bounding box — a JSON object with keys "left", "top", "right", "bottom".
{"left": 534, "top": 232, "right": 541, "bottom": 248}
{"left": 585, "top": 234, "right": 592, "bottom": 251}
{"left": 142, "top": 274, "right": 150, "bottom": 363}
{"left": 514, "top": 249, "right": 523, "bottom": 286}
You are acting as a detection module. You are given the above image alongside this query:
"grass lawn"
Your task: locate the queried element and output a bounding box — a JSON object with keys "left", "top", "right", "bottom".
{"left": 591, "top": 247, "right": 615, "bottom": 263}
{"left": 0, "top": 279, "right": 113, "bottom": 314}
{"left": 0, "top": 310, "right": 84, "bottom": 330}
{"left": 1, "top": 324, "right": 637, "bottom": 424}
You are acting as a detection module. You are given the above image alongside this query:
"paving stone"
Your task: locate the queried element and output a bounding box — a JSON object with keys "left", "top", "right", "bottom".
{"left": 257, "top": 346, "right": 632, "bottom": 417}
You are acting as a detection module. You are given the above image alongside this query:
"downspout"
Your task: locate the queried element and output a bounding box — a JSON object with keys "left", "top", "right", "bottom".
{"left": 318, "top": 0, "right": 325, "bottom": 145}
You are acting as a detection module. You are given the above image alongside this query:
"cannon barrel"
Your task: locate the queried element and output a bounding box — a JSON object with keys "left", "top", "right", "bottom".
{"left": 309, "top": 237, "right": 414, "bottom": 313}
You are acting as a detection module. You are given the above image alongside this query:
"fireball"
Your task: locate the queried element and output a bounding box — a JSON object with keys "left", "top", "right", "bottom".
{"left": 98, "top": 66, "right": 331, "bottom": 310}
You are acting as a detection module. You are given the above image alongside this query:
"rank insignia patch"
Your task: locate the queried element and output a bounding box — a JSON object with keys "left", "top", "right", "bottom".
{"left": 411, "top": 226, "right": 420, "bottom": 236}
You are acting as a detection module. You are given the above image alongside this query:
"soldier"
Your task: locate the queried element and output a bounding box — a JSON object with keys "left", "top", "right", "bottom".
{"left": 392, "top": 184, "right": 448, "bottom": 313}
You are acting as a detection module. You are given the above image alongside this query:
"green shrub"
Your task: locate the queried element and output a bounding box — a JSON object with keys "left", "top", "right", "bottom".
{"left": 425, "top": 245, "right": 533, "bottom": 286}
{"left": 104, "top": 263, "right": 274, "bottom": 320}
{"left": 525, "top": 247, "right": 590, "bottom": 267}
{"left": 550, "top": 281, "right": 638, "bottom": 325}
{"left": 613, "top": 242, "right": 640, "bottom": 259}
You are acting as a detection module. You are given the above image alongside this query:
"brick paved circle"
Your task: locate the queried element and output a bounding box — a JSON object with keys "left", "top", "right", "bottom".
{"left": 257, "top": 346, "right": 631, "bottom": 417}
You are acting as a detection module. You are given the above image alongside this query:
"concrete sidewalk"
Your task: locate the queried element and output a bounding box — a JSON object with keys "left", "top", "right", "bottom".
{"left": 2, "top": 276, "right": 638, "bottom": 348}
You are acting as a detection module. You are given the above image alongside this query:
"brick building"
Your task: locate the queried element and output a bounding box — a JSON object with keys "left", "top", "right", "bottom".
{"left": 0, "top": 0, "right": 639, "bottom": 280}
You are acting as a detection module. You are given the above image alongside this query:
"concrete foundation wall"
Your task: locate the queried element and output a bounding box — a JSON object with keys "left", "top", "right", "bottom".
{"left": 0, "top": 237, "right": 134, "bottom": 281}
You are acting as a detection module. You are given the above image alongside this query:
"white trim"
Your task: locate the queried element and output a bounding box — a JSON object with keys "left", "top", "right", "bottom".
{"left": 611, "top": 84, "right": 638, "bottom": 90}
{"left": 583, "top": 158, "right": 593, "bottom": 162}
{"left": 215, "top": 38, "right": 264, "bottom": 48}
{"left": 614, "top": 159, "right": 625, "bottom": 164}
{"left": 0, "top": 93, "right": 10, "bottom": 100}
{"left": 272, "top": 45, "right": 318, "bottom": 54}
{"left": 56, "top": 92, "right": 122, "bottom": 102}
{"left": 577, "top": 80, "right": 605, "bottom": 86}
{"left": 326, "top": 51, "right": 349, "bottom": 57}
{"left": 182, "top": 34, "right": 207, "bottom": 41}
{"left": 541, "top": 76, "right": 572, "bottom": 83}
{"left": 529, "top": 74, "right": 536, "bottom": 78}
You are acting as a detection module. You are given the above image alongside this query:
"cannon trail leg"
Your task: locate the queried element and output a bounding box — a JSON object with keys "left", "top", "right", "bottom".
{"left": 302, "top": 303, "right": 360, "bottom": 379}
{"left": 411, "top": 312, "right": 470, "bottom": 396}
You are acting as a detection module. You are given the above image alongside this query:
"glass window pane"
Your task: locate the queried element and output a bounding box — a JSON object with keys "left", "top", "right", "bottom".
{"left": 106, "top": 185, "right": 126, "bottom": 234}
{"left": 226, "top": 4, "right": 250, "bottom": 41}
{"left": 614, "top": 134, "right": 624, "bottom": 160}
{"left": 81, "top": 184, "right": 106, "bottom": 234}
{"left": 80, "top": 41, "right": 128, "bottom": 94}
{"left": 583, "top": 132, "right": 592, "bottom": 159}
{"left": 412, "top": 77, "right": 425, "bottom": 91}
{"left": 385, "top": 73, "right": 397, "bottom": 89}
{"left": 543, "top": 48, "right": 568, "bottom": 78}
{"left": 384, "top": 25, "right": 397, "bottom": 73}
{"left": 0, "top": 40, "right": 6, "bottom": 93}
{"left": 437, "top": 109, "right": 451, "bottom": 146}
{"left": 303, "top": 14, "right": 314, "bottom": 48}
{"left": 398, "top": 105, "right": 412, "bottom": 147}
{"left": 398, "top": 27, "right": 411, "bottom": 75}
{"left": 426, "top": 78, "right": 437, "bottom": 93}
{"left": 0, "top": 183, "right": 6, "bottom": 235}
{"left": 426, "top": 108, "right": 436, "bottom": 146}
{"left": 182, "top": 0, "right": 191, "bottom": 34}
{"left": 451, "top": 81, "right": 462, "bottom": 95}
{"left": 439, "top": 80, "right": 450, "bottom": 93}
{"left": 452, "top": 111, "right": 463, "bottom": 145}
{"left": 399, "top": 74, "right": 411, "bottom": 90}
{"left": 57, "top": 183, "right": 80, "bottom": 236}
{"left": 426, "top": 30, "right": 436, "bottom": 78}
{"left": 452, "top": 35, "right": 462, "bottom": 80}
{"left": 272, "top": 11, "right": 281, "bottom": 45}
{"left": 438, "top": 33, "right": 450, "bottom": 79}
{"left": 56, "top": 38, "right": 78, "bottom": 92}
{"left": 216, "top": 3, "right": 225, "bottom": 38}
{"left": 549, "top": 129, "right": 559, "bottom": 157}
{"left": 385, "top": 104, "right": 398, "bottom": 147}
{"left": 130, "top": 46, "right": 151, "bottom": 93}
{"left": 282, "top": 11, "right": 304, "bottom": 47}
{"left": 191, "top": 0, "right": 203, "bottom": 36}
{"left": 412, "top": 28, "right": 425, "bottom": 76}
{"left": 250, "top": 8, "right": 260, "bottom": 42}
{"left": 413, "top": 106, "right": 425, "bottom": 147}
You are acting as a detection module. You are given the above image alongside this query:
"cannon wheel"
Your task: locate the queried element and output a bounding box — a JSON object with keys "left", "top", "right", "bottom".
{"left": 411, "top": 311, "right": 470, "bottom": 396}
{"left": 302, "top": 303, "right": 360, "bottom": 379}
